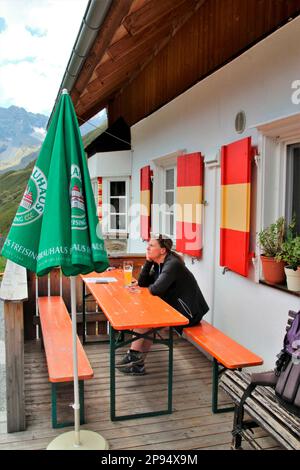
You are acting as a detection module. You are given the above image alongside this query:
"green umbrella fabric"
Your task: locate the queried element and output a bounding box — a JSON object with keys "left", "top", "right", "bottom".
{"left": 1, "top": 91, "right": 109, "bottom": 276}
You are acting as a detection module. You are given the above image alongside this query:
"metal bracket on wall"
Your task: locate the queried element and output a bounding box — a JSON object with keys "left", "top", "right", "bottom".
{"left": 222, "top": 267, "right": 231, "bottom": 275}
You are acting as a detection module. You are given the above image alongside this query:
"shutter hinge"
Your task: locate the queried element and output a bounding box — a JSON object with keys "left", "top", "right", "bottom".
{"left": 251, "top": 146, "right": 260, "bottom": 167}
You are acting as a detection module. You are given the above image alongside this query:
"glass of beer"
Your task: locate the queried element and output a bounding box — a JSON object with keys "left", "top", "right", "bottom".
{"left": 123, "top": 260, "right": 133, "bottom": 287}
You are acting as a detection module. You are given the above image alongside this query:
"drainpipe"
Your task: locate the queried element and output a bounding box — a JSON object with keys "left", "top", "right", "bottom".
{"left": 47, "top": 0, "right": 112, "bottom": 128}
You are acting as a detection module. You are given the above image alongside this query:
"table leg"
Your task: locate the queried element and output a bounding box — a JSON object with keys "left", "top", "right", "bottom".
{"left": 110, "top": 325, "right": 116, "bottom": 421}
{"left": 109, "top": 326, "right": 174, "bottom": 421}
{"left": 168, "top": 327, "right": 173, "bottom": 414}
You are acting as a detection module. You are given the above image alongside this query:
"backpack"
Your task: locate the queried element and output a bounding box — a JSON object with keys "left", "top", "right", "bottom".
{"left": 237, "top": 310, "right": 300, "bottom": 423}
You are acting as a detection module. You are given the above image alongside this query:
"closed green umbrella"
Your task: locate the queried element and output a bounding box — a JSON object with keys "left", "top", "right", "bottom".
{"left": 1, "top": 89, "right": 109, "bottom": 450}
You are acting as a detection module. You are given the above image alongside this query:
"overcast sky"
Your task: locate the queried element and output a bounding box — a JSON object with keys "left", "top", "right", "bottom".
{"left": 0, "top": 0, "right": 89, "bottom": 116}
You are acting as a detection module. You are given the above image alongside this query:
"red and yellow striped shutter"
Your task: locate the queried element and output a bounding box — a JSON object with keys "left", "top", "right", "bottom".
{"left": 176, "top": 153, "right": 204, "bottom": 257}
{"left": 97, "top": 177, "right": 103, "bottom": 222}
{"left": 220, "top": 137, "right": 252, "bottom": 277}
{"left": 140, "top": 165, "right": 151, "bottom": 241}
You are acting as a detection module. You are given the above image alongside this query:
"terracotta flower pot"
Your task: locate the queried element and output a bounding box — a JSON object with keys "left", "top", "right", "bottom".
{"left": 260, "top": 255, "right": 286, "bottom": 285}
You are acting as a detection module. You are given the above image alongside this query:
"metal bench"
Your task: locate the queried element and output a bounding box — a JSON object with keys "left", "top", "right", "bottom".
{"left": 219, "top": 309, "right": 300, "bottom": 450}
{"left": 38, "top": 296, "right": 94, "bottom": 428}
{"left": 220, "top": 369, "right": 300, "bottom": 449}
{"left": 183, "top": 320, "right": 263, "bottom": 413}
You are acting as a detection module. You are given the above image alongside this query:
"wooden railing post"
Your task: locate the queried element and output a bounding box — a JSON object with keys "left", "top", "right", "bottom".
{"left": 4, "top": 301, "right": 25, "bottom": 432}
{"left": 0, "top": 261, "right": 28, "bottom": 432}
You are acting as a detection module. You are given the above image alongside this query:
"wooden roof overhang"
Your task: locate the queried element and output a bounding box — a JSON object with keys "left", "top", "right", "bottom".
{"left": 70, "top": 0, "right": 300, "bottom": 127}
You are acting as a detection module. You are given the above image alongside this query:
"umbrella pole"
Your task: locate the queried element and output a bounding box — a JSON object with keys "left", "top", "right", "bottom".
{"left": 47, "top": 275, "right": 109, "bottom": 450}
{"left": 70, "top": 276, "right": 81, "bottom": 446}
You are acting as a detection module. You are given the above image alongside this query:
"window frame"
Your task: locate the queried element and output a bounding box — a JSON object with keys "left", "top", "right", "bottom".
{"left": 162, "top": 166, "right": 176, "bottom": 239}
{"left": 102, "top": 176, "right": 130, "bottom": 235}
{"left": 285, "top": 142, "right": 300, "bottom": 232}
{"left": 150, "top": 150, "right": 183, "bottom": 243}
{"left": 257, "top": 130, "right": 300, "bottom": 285}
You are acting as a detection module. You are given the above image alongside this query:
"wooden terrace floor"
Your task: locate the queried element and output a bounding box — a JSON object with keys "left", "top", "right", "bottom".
{"left": 0, "top": 338, "right": 279, "bottom": 450}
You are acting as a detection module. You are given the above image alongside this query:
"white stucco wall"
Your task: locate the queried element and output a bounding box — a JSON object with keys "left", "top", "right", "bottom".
{"left": 127, "top": 16, "right": 300, "bottom": 369}
{"left": 88, "top": 150, "right": 132, "bottom": 179}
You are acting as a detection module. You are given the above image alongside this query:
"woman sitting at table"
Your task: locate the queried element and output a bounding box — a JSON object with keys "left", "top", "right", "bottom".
{"left": 117, "top": 234, "right": 209, "bottom": 375}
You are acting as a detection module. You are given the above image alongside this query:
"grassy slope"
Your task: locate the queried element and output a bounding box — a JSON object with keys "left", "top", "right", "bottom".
{"left": 0, "top": 161, "right": 35, "bottom": 271}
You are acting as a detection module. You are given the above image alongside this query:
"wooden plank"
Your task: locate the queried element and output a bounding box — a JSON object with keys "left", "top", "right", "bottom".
{"left": 0, "top": 338, "right": 281, "bottom": 450}
{"left": 105, "top": 0, "right": 300, "bottom": 127}
{"left": 4, "top": 301, "right": 25, "bottom": 432}
{"left": 33, "top": 311, "right": 107, "bottom": 325}
{"left": 38, "top": 297, "right": 93, "bottom": 382}
{"left": 0, "top": 407, "right": 232, "bottom": 445}
{"left": 81, "top": 0, "right": 204, "bottom": 112}
{"left": 108, "top": 1, "right": 191, "bottom": 60}
{"left": 184, "top": 321, "right": 263, "bottom": 368}
{"left": 82, "top": 270, "right": 188, "bottom": 330}
{"left": 71, "top": 0, "right": 134, "bottom": 104}
{"left": 123, "top": 0, "right": 187, "bottom": 36}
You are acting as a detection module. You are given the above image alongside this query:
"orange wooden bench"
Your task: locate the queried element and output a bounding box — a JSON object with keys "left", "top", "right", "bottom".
{"left": 38, "top": 296, "right": 94, "bottom": 428}
{"left": 183, "top": 320, "right": 263, "bottom": 413}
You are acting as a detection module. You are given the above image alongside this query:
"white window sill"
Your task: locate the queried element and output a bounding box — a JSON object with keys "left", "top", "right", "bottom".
{"left": 103, "top": 232, "right": 128, "bottom": 239}
{"left": 259, "top": 280, "right": 300, "bottom": 298}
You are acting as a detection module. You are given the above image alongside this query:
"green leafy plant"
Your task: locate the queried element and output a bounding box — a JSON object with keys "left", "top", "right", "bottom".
{"left": 258, "top": 217, "right": 285, "bottom": 258}
{"left": 276, "top": 236, "right": 300, "bottom": 270}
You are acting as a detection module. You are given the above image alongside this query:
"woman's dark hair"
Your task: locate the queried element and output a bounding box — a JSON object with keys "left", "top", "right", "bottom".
{"left": 155, "top": 234, "right": 184, "bottom": 263}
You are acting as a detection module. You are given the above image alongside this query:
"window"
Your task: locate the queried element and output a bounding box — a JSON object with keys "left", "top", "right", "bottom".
{"left": 162, "top": 167, "right": 176, "bottom": 238}
{"left": 108, "top": 179, "right": 128, "bottom": 232}
{"left": 151, "top": 150, "right": 183, "bottom": 240}
{"left": 285, "top": 143, "right": 300, "bottom": 234}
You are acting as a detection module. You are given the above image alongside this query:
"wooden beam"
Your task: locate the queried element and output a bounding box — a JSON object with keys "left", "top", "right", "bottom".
{"left": 113, "top": 0, "right": 207, "bottom": 105}
{"left": 82, "top": 0, "right": 202, "bottom": 103}
{"left": 4, "top": 301, "right": 25, "bottom": 432}
{"left": 76, "top": 75, "right": 131, "bottom": 118}
{"left": 123, "top": 0, "right": 186, "bottom": 36}
{"left": 71, "top": 0, "right": 134, "bottom": 105}
{"left": 86, "top": 26, "right": 172, "bottom": 95}
{"left": 78, "top": 0, "right": 207, "bottom": 114}
{"left": 107, "top": 0, "right": 199, "bottom": 61}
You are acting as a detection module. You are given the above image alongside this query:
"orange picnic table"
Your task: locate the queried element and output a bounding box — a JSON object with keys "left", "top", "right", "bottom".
{"left": 81, "top": 269, "right": 188, "bottom": 421}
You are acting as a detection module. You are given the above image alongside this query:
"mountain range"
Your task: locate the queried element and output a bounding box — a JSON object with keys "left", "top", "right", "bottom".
{"left": 0, "top": 105, "right": 48, "bottom": 174}
{"left": 0, "top": 105, "right": 106, "bottom": 174}
{"left": 0, "top": 105, "right": 106, "bottom": 239}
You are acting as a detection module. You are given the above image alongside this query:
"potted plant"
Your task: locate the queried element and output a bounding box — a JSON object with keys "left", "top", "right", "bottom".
{"left": 258, "top": 217, "right": 286, "bottom": 284}
{"left": 276, "top": 235, "right": 300, "bottom": 292}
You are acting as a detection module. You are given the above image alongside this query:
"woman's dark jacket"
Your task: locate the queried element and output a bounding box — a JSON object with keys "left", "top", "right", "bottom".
{"left": 138, "top": 253, "right": 209, "bottom": 333}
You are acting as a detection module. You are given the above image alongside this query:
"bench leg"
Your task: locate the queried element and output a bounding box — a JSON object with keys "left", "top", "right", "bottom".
{"left": 51, "top": 381, "right": 85, "bottom": 429}
{"left": 212, "top": 359, "right": 235, "bottom": 414}
{"left": 231, "top": 404, "right": 243, "bottom": 450}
